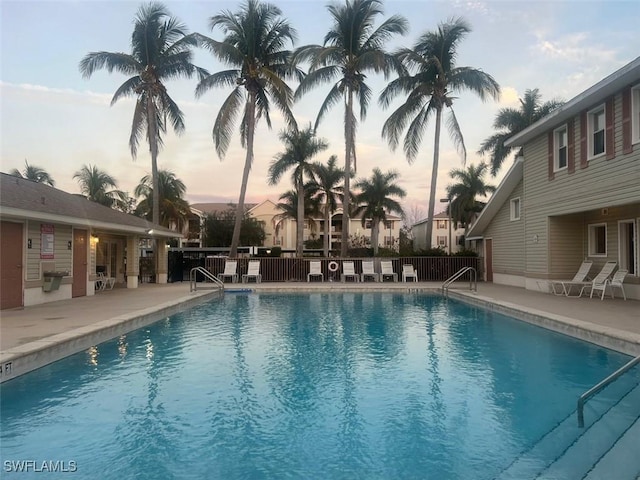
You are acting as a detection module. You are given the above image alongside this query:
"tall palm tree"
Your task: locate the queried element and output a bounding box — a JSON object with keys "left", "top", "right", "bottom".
{"left": 134, "top": 169, "right": 191, "bottom": 232}
{"left": 294, "top": 0, "right": 408, "bottom": 257}
{"left": 353, "top": 168, "right": 406, "bottom": 255}
{"left": 380, "top": 17, "right": 500, "bottom": 250}
{"left": 10, "top": 160, "right": 55, "bottom": 186}
{"left": 268, "top": 125, "right": 328, "bottom": 256}
{"left": 274, "top": 189, "right": 321, "bottom": 245}
{"left": 308, "top": 155, "right": 344, "bottom": 257}
{"left": 79, "top": 2, "right": 205, "bottom": 228}
{"left": 445, "top": 162, "right": 495, "bottom": 229}
{"left": 194, "top": 0, "right": 301, "bottom": 258}
{"left": 478, "top": 88, "right": 564, "bottom": 175}
{"left": 73, "top": 164, "right": 129, "bottom": 210}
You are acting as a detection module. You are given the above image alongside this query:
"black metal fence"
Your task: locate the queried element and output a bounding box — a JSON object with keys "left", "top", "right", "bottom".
{"left": 199, "top": 256, "right": 482, "bottom": 283}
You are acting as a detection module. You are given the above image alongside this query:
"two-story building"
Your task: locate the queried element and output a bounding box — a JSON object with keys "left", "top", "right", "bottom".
{"left": 467, "top": 57, "right": 640, "bottom": 300}
{"left": 412, "top": 211, "right": 466, "bottom": 253}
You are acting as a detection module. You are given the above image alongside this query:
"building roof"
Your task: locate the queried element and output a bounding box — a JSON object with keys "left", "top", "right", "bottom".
{"left": 465, "top": 157, "right": 523, "bottom": 239}
{"left": 505, "top": 56, "right": 640, "bottom": 147}
{"left": 0, "top": 173, "right": 177, "bottom": 238}
{"left": 412, "top": 211, "right": 449, "bottom": 227}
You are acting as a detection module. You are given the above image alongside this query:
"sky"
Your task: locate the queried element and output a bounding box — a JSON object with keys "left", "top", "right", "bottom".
{"left": 1, "top": 0, "right": 639, "bottom": 223}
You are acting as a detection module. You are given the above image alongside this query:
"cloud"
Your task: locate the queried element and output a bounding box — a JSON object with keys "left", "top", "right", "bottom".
{"left": 0, "top": 81, "right": 115, "bottom": 105}
{"left": 533, "top": 32, "right": 617, "bottom": 65}
{"left": 498, "top": 87, "right": 520, "bottom": 108}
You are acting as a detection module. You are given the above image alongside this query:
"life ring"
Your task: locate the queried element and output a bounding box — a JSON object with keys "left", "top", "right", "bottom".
{"left": 328, "top": 261, "right": 339, "bottom": 272}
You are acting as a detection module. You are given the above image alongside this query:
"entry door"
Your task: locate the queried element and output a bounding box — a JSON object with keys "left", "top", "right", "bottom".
{"left": 618, "top": 220, "right": 637, "bottom": 275}
{"left": 72, "top": 229, "right": 88, "bottom": 297}
{"left": 1, "top": 221, "right": 24, "bottom": 309}
{"left": 485, "top": 238, "right": 493, "bottom": 282}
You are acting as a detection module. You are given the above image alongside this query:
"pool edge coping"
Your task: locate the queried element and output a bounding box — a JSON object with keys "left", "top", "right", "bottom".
{"left": 2, "top": 287, "right": 638, "bottom": 382}
{"left": 449, "top": 290, "right": 640, "bottom": 357}
{"left": 0, "top": 290, "right": 221, "bottom": 383}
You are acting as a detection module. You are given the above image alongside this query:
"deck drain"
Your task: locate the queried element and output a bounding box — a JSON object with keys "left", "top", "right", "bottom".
{"left": 44, "top": 317, "right": 65, "bottom": 320}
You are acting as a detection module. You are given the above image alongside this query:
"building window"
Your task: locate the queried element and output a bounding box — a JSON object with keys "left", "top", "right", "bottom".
{"left": 510, "top": 198, "right": 521, "bottom": 221}
{"left": 633, "top": 84, "right": 640, "bottom": 144}
{"left": 436, "top": 220, "right": 447, "bottom": 229}
{"left": 588, "top": 106, "right": 606, "bottom": 158}
{"left": 437, "top": 236, "right": 447, "bottom": 247}
{"left": 554, "top": 125, "right": 568, "bottom": 171}
{"left": 365, "top": 220, "right": 372, "bottom": 229}
{"left": 588, "top": 223, "right": 607, "bottom": 256}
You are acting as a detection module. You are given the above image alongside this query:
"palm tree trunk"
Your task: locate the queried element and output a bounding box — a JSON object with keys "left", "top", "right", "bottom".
{"left": 425, "top": 106, "right": 443, "bottom": 250}
{"left": 229, "top": 92, "right": 257, "bottom": 258}
{"left": 372, "top": 219, "right": 379, "bottom": 255}
{"left": 323, "top": 204, "right": 330, "bottom": 257}
{"left": 341, "top": 90, "right": 354, "bottom": 257}
{"left": 147, "top": 100, "right": 161, "bottom": 281}
{"left": 296, "top": 174, "right": 304, "bottom": 256}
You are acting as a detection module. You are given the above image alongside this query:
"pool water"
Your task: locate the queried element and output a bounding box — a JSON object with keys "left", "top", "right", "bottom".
{"left": 1, "top": 293, "right": 638, "bottom": 479}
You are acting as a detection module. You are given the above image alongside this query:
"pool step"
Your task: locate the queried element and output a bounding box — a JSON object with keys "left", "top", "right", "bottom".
{"left": 583, "top": 416, "right": 640, "bottom": 480}
{"left": 494, "top": 380, "right": 640, "bottom": 480}
{"left": 537, "top": 382, "right": 640, "bottom": 480}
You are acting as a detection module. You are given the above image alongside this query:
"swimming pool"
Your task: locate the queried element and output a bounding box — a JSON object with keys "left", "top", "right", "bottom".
{"left": 1, "top": 292, "right": 638, "bottom": 479}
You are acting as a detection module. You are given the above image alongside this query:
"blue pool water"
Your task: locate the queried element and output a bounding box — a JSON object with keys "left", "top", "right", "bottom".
{"left": 1, "top": 293, "right": 638, "bottom": 479}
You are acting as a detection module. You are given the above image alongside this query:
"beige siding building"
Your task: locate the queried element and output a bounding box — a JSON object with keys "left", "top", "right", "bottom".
{"left": 468, "top": 57, "right": 640, "bottom": 300}
{"left": 0, "top": 173, "right": 177, "bottom": 309}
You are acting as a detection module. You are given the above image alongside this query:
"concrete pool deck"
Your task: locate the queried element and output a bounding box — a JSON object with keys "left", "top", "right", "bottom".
{"left": 1, "top": 281, "right": 638, "bottom": 382}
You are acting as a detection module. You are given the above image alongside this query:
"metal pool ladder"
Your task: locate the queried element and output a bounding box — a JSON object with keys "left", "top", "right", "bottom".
{"left": 577, "top": 354, "right": 640, "bottom": 427}
{"left": 189, "top": 267, "right": 224, "bottom": 293}
{"left": 442, "top": 267, "right": 477, "bottom": 296}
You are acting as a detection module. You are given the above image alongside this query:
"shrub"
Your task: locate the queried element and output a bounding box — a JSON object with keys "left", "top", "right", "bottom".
{"left": 414, "top": 247, "right": 448, "bottom": 257}
{"left": 453, "top": 248, "right": 478, "bottom": 257}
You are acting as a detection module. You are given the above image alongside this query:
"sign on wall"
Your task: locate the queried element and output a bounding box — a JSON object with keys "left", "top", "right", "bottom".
{"left": 40, "top": 223, "right": 54, "bottom": 259}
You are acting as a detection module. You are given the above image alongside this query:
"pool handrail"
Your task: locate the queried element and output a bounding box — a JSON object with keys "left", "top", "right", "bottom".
{"left": 190, "top": 267, "right": 224, "bottom": 293}
{"left": 577, "top": 354, "right": 640, "bottom": 428}
{"left": 442, "top": 267, "right": 477, "bottom": 296}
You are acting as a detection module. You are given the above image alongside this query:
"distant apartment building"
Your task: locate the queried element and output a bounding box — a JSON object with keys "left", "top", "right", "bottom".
{"left": 411, "top": 211, "right": 466, "bottom": 253}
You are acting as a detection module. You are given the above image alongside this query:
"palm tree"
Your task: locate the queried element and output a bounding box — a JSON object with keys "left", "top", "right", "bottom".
{"left": 380, "top": 17, "right": 500, "bottom": 250}
{"left": 268, "top": 125, "right": 328, "bottom": 256}
{"left": 73, "top": 164, "right": 129, "bottom": 210}
{"left": 308, "top": 155, "right": 344, "bottom": 257}
{"left": 445, "top": 162, "right": 495, "bottom": 230}
{"left": 353, "top": 168, "right": 406, "bottom": 255}
{"left": 274, "top": 189, "right": 322, "bottom": 246}
{"left": 10, "top": 160, "right": 55, "bottom": 186}
{"left": 79, "top": 2, "right": 205, "bottom": 228}
{"left": 194, "top": 0, "right": 301, "bottom": 258}
{"left": 134, "top": 169, "right": 191, "bottom": 232}
{"left": 294, "top": 0, "right": 408, "bottom": 257}
{"left": 478, "top": 88, "right": 564, "bottom": 175}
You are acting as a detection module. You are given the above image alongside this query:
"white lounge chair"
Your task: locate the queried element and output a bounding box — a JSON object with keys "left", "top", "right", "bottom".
{"left": 380, "top": 261, "right": 397, "bottom": 282}
{"left": 96, "top": 272, "right": 115, "bottom": 290}
{"left": 217, "top": 260, "right": 238, "bottom": 283}
{"left": 550, "top": 260, "right": 593, "bottom": 297}
{"left": 307, "top": 261, "right": 323, "bottom": 282}
{"left": 575, "top": 261, "right": 616, "bottom": 298}
{"left": 242, "top": 260, "right": 262, "bottom": 283}
{"left": 590, "top": 268, "right": 627, "bottom": 300}
{"left": 361, "top": 260, "right": 379, "bottom": 282}
{"left": 402, "top": 264, "right": 418, "bottom": 282}
{"left": 341, "top": 261, "right": 359, "bottom": 282}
